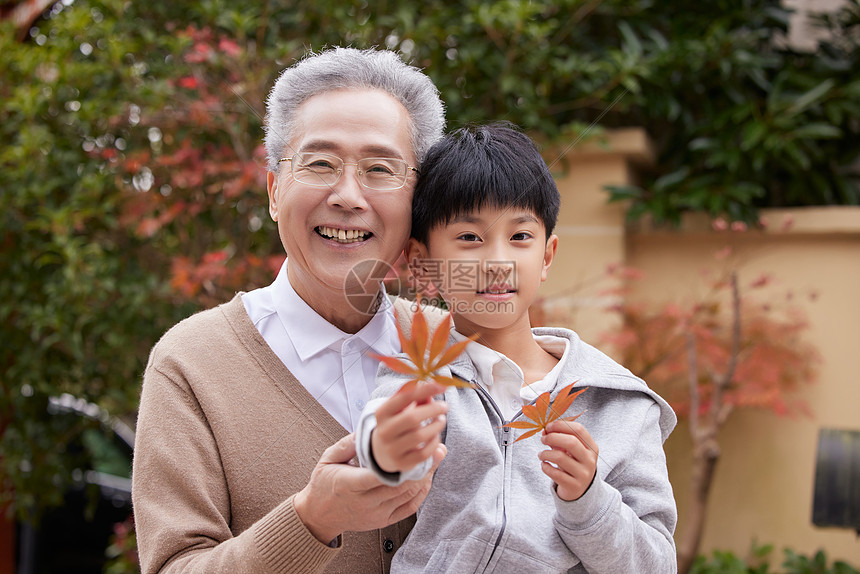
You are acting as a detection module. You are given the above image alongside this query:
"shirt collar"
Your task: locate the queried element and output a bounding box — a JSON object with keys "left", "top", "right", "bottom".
{"left": 451, "top": 331, "right": 522, "bottom": 388}
{"left": 450, "top": 330, "right": 570, "bottom": 392}
{"left": 273, "top": 260, "right": 398, "bottom": 360}
{"left": 521, "top": 334, "right": 570, "bottom": 398}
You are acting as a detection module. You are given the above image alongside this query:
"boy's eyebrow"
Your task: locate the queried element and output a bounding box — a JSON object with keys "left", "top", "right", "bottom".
{"left": 512, "top": 213, "right": 540, "bottom": 224}
{"left": 449, "top": 212, "right": 540, "bottom": 225}
{"left": 449, "top": 213, "right": 482, "bottom": 224}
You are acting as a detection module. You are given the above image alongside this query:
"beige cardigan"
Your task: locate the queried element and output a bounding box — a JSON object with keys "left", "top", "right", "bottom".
{"left": 132, "top": 295, "right": 424, "bottom": 573}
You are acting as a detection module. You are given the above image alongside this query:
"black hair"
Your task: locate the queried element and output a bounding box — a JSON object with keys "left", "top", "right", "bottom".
{"left": 411, "top": 122, "right": 560, "bottom": 244}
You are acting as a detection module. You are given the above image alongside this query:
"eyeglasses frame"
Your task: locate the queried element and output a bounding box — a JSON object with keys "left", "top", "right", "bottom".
{"left": 277, "top": 152, "right": 419, "bottom": 191}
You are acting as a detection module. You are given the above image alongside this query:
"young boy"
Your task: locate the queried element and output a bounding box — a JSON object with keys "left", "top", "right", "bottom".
{"left": 356, "top": 123, "right": 678, "bottom": 573}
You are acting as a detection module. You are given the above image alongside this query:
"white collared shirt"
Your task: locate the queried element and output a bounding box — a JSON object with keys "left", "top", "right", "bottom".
{"left": 242, "top": 260, "right": 400, "bottom": 432}
{"left": 453, "top": 332, "right": 570, "bottom": 421}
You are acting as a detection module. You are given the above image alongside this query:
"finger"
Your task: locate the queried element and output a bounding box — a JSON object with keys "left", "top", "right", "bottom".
{"left": 361, "top": 442, "right": 450, "bottom": 526}
{"left": 323, "top": 458, "right": 391, "bottom": 495}
{"left": 541, "top": 432, "right": 592, "bottom": 463}
{"left": 541, "top": 459, "right": 574, "bottom": 484}
{"left": 411, "top": 381, "right": 446, "bottom": 405}
{"left": 538, "top": 448, "right": 587, "bottom": 476}
{"left": 541, "top": 462, "right": 586, "bottom": 502}
{"left": 405, "top": 399, "right": 449, "bottom": 425}
{"left": 377, "top": 401, "right": 448, "bottom": 442}
{"left": 543, "top": 421, "right": 598, "bottom": 454}
{"left": 319, "top": 433, "right": 358, "bottom": 465}
{"left": 392, "top": 416, "right": 446, "bottom": 464}
{"left": 395, "top": 434, "right": 442, "bottom": 468}
{"left": 430, "top": 443, "right": 447, "bottom": 467}
{"left": 384, "top": 414, "right": 447, "bottom": 462}
{"left": 383, "top": 442, "right": 448, "bottom": 521}
{"left": 385, "top": 467, "right": 436, "bottom": 522}
{"left": 377, "top": 382, "right": 445, "bottom": 419}
{"left": 388, "top": 489, "right": 425, "bottom": 524}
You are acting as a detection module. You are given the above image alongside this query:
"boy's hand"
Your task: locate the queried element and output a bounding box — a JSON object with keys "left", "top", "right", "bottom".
{"left": 539, "top": 419, "right": 599, "bottom": 501}
{"left": 371, "top": 381, "right": 448, "bottom": 474}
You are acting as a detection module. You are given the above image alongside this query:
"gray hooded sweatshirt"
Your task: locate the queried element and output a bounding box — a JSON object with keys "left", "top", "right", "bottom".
{"left": 356, "top": 326, "right": 678, "bottom": 574}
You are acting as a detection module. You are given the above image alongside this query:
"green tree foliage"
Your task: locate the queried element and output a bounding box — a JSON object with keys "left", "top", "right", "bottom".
{"left": 691, "top": 543, "right": 858, "bottom": 574}
{"left": 602, "top": 1, "right": 860, "bottom": 224}
{"left": 1, "top": 0, "right": 859, "bottom": 521}
{"left": 0, "top": 0, "right": 193, "bottom": 516}
{"left": 403, "top": 0, "right": 860, "bottom": 224}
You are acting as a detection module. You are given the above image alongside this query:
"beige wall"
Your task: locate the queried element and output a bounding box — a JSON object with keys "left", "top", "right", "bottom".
{"left": 629, "top": 209, "right": 860, "bottom": 564}
{"left": 540, "top": 128, "right": 653, "bottom": 343}
{"left": 543, "top": 131, "right": 860, "bottom": 564}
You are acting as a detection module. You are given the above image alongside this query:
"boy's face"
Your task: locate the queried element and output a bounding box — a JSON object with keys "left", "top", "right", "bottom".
{"left": 408, "top": 205, "right": 558, "bottom": 337}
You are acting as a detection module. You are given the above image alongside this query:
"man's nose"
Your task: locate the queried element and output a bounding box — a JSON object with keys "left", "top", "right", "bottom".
{"left": 327, "top": 165, "right": 369, "bottom": 210}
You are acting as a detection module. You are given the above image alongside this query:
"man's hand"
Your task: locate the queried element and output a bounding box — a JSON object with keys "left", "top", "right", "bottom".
{"left": 539, "top": 419, "right": 599, "bottom": 502}
{"left": 293, "top": 431, "right": 447, "bottom": 544}
{"left": 371, "top": 381, "right": 448, "bottom": 473}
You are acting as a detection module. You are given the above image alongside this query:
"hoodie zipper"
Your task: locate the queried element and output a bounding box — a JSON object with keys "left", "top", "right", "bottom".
{"left": 472, "top": 384, "right": 531, "bottom": 573}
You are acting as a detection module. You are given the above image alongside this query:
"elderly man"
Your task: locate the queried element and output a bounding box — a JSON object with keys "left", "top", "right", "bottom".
{"left": 132, "top": 47, "right": 447, "bottom": 573}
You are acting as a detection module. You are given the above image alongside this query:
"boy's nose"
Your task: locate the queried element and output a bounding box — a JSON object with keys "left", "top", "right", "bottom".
{"left": 482, "top": 258, "right": 514, "bottom": 272}
{"left": 482, "top": 259, "right": 516, "bottom": 285}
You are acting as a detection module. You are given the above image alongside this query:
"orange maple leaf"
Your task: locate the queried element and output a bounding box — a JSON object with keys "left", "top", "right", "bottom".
{"left": 371, "top": 302, "right": 476, "bottom": 390}
{"left": 502, "top": 382, "right": 588, "bottom": 442}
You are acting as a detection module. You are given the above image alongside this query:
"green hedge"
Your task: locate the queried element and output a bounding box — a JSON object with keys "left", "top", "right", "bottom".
{"left": 692, "top": 544, "right": 859, "bottom": 574}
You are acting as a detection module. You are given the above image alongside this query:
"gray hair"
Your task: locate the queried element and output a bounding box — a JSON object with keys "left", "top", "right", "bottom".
{"left": 264, "top": 47, "right": 445, "bottom": 172}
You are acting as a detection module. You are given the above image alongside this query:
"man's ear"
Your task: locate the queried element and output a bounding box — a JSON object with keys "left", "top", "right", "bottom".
{"left": 267, "top": 171, "right": 279, "bottom": 221}
{"left": 541, "top": 234, "right": 559, "bottom": 282}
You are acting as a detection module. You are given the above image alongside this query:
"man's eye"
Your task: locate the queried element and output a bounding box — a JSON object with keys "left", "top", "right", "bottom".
{"left": 305, "top": 160, "right": 336, "bottom": 170}
{"left": 365, "top": 163, "right": 395, "bottom": 175}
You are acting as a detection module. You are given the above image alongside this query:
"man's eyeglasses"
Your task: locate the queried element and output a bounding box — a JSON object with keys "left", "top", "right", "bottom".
{"left": 278, "top": 152, "right": 419, "bottom": 191}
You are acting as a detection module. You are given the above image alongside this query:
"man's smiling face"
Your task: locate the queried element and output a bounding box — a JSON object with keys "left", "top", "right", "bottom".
{"left": 267, "top": 88, "right": 416, "bottom": 320}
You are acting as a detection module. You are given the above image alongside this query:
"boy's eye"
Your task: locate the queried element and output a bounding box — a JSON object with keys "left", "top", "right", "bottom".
{"left": 511, "top": 232, "right": 533, "bottom": 241}
{"left": 458, "top": 233, "right": 481, "bottom": 242}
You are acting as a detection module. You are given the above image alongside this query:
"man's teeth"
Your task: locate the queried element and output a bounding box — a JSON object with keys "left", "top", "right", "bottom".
{"left": 317, "top": 226, "right": 371, "bottom": 243}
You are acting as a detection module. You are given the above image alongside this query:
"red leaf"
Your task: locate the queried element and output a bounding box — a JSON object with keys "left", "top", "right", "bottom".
{"left": 521, "top": 403, "right": 543, "bottom": 425}
{"left": 431, "top": 374, "right": 473, "bottom": 389}
{"left": 504, "top": 420, "right": 541, "bottom": 430}
{"left": 380, "top": 303, "right": 474, "bottom": 390}
{"left": 371, "top": 354, "right": 419, "bottom": 376}
{"left": 428, "top": 314, "right": 452, "bottom": 364}
{"left": 432, "top": 336, "right": 475, "bottom": 370}
{"left": 548, "top": 383, "right": 587, "bottom": 420}
{"left": 411, "top": 308, "right": 429, "bottom": 364}
{"left": 501, "top": 383, "right": 588, "bottom": 444}
{"left": 514, "top": 428, "right": 543, "bottom": 442}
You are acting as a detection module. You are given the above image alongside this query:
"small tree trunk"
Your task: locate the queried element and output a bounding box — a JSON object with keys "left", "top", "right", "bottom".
{"left": 677, "top": 272, "right": 741, "bottom": 573}
{"left": 677, "top": 441, "right": 720, "bottom": 574}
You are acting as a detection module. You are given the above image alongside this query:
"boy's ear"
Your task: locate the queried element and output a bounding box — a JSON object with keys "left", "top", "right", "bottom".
{"left": 267, "top": 171, "right": 279, "bottom": 222}
{"left": 541, "top": 234, "right": 559, "bottom": 282}
{"left": 405, "top": 238, "right": 436, "bottom": 294}
{"left": 405, "top": 238, "right": 429, "bottom": 275}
